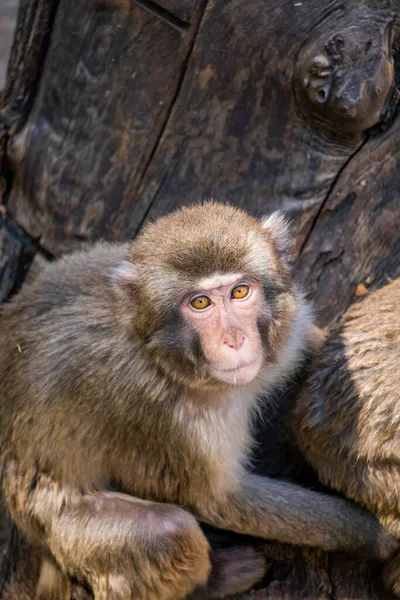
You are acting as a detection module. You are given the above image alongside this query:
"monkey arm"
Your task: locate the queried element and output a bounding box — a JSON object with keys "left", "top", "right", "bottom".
{"left": 192, "top": 472, "right": 397, "bottom": 560}
{"left": 299, "top": 451, "right": 400, "bottom": 538}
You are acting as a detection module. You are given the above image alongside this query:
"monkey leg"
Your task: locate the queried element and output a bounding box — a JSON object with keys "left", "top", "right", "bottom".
{"left": 192, "top": 473, "right": 398, "bottom": 560}
{"left": 53, "top": 493, "right": 210, "bottom": 600}
{"left": 45, "top": 491, "right": 210, "bottom": 600}
{"left": 3, "top": 468, "right": 210, "bottom": 600}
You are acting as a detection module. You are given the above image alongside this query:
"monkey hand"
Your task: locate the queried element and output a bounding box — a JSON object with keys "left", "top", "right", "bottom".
{"left": 188, "top": 545, "right": 266, "bottom": 599}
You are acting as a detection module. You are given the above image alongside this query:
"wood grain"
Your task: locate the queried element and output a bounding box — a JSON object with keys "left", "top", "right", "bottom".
{"left": 5, "top": 0, "right": 398, "bottom": 257}
{"left": 299, "top": 116, "right": 400, "bottom": 326}
{"left": 5, "top": 0, "right": 209, "bottom": 254}
{"left": 135, "top": 0, "right": 196, "bottom": 25}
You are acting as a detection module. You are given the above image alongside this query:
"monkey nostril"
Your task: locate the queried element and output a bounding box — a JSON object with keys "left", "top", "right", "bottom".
{"left": 223, "top": 339, "right": 236, "bottom": 349}
{"left": 223, "top": 334, "right": 245, "bottom": 350}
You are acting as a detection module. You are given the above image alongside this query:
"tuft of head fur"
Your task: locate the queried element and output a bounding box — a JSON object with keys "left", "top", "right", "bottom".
{"left": 115, "top": 203, "right": 292, "bottom": 320}
{"left": 261, "top": 211, "right": 293, "bottom": 268}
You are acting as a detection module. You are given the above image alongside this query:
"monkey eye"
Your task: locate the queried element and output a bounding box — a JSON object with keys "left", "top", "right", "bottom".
{"left": 191, "top": 295, "right": 211, "bottom": 310}
{"left": 231, "top": 285, "right": 250, "bottom": 300}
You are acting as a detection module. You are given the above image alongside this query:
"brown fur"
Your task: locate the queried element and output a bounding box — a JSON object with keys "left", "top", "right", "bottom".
{"left": 0, "top": 203, "right": 397, "bottom": 600}
{"left": 293, "top": 278, "right": 400, "bottom": 595}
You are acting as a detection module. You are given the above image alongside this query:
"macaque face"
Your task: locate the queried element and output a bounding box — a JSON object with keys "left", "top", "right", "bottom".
{"left": 118, "top": 204, "right": 294, "bottom": 387}
{"left": 181, "top": 273, "right": 265, "bottom": 385}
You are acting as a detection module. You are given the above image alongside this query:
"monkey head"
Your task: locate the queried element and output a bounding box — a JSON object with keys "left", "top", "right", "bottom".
{"left": 112, "top": 203, "right": 300, "bottom": 388}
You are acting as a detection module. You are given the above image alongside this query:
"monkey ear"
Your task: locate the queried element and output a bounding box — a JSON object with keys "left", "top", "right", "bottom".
{"left": 261, "top": 211, "right": 293, "bottom": 265}
{"left": 109, "top": 261, "right": 138, "bottom": 297}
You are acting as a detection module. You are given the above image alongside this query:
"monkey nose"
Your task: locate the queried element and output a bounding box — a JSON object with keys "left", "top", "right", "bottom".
{"left": 224, "top": 335, "right": 245, "bottom": 350}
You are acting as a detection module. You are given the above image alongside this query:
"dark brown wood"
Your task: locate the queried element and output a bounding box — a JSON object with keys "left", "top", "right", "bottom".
{"left": 299, "top": 115, "right": 400, "bottom": 326}
{"left": 0, "top": 0, "right": 400, "bottom": 597}
{"left": 0, "top": 0, "right": 60, "bottom": 132}
{"left": 4, "top": 0, "right": 209, "bottom": 254}
{"left": 134, "top": 0, "right": 196, "bottom": 27}
{"left": 131, "top": 0, "right": 398, "bottom": 245}
{"left": 0, "top": 0, "right": 19, "bottom": 89}
{"left": 0, "top": 215, "right": 36, "bottom": 303}
{"left": 4, "top": 0, "right": 398, "bottom": 257}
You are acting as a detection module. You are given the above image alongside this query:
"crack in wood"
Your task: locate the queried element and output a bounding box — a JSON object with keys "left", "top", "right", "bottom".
{"left": 315, "top": 250, "right": 345, "bottom": 283}
{"left": 132, "top": 0, "right": 210, "bottom": 234}
{"left": 133, "top": 0, "right": 190, "bottom": 33}
{"left": 299, "top": 134, "right": 369, "bottom": 256}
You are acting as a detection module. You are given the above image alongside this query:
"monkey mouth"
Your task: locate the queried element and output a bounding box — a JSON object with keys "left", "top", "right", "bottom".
{"left": 210, "top": 356, "right": 263, "bottom": 385}
{"left": 218, "top": 360, "right": 257, "bottom": 373}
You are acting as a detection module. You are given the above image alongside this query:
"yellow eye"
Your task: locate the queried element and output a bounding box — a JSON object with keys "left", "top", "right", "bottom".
{"left": 191, "top": 296, "right": 211, "bottom": 310}
{"left": 231, "top": 285, "right": 250, "bottom": 300}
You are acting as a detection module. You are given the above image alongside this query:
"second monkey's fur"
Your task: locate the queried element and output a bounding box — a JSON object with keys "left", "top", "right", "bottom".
{"left": 293, "top": 278, "right": 400, "bottom": 596}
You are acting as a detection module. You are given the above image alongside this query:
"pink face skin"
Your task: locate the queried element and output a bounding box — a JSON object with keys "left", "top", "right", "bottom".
{"left": 181, "top": 274, "right": 265, "bottom": 385}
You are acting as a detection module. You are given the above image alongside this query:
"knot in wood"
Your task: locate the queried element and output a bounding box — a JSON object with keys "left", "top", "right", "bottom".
{"left": 294, "top": 8, "right": 399, "bottom": 135}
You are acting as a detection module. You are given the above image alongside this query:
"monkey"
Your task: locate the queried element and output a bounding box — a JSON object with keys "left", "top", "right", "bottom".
{"left": 292, "top": 277, "right": 400, "bottom": 596}
{"left": 0, "top": 202, "right": 397, "bottom": 600}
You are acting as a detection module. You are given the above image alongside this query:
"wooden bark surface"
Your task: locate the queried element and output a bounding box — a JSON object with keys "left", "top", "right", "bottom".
{"left": 0, "top": 0, "right": 399, "bottom": 597}
{"left": 0, "top": 0, "right": 18, "bottom": 89}
{"left": 4, "top": 0, "right": 398, "bottom": 257}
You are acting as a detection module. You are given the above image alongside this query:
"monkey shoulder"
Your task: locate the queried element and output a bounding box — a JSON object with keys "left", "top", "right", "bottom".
{"left": 0, "top": 243, "right": 135, "bottom": 441}
{"left": 2, "top": 241, "right": 129, "bottom": 315}
{"left": 1, "top": 242, "right": 130, "bottom": 346}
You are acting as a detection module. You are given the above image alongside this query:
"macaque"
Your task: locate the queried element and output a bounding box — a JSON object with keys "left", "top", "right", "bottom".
{"left": 0, "top": 203, "right": 396, "bottom": 600}
{"left": 293, "top": 278, "right": 400, "bottom": 596}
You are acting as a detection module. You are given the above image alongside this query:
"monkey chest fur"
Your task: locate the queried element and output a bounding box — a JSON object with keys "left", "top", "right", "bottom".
{"left": 114, "top": 388, "right": 256, "bottom": 507}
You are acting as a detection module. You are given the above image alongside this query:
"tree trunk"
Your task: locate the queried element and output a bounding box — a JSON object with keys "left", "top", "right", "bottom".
{"left": 0, "top": 0, "right": 399, "bottom": 597}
